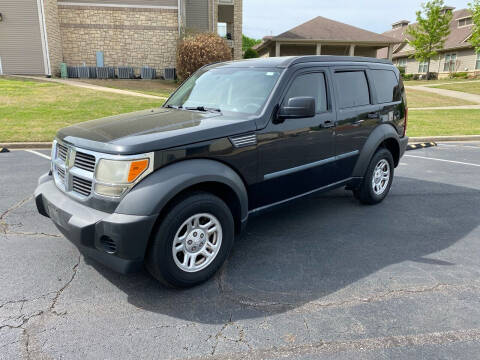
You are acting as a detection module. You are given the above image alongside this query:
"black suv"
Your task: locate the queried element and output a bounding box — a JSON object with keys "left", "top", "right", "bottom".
{"left": 35, "top": 56, "right": 408, "bottom": 288}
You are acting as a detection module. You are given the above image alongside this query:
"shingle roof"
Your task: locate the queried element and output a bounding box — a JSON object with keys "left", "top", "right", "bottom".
{"left": 272, "top": 16, "right": 399, "bottom": 44}
{"left": 378, "top": 8, "right": 474, "bottom": 58}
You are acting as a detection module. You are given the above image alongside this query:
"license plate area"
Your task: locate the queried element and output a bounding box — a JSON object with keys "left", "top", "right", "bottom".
{"left": 47, "top": 202, "right": 69, "bottom": 229}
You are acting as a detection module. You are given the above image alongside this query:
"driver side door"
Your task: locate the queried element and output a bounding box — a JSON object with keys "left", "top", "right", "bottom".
{"left": 253, "top": 69, "right": 337, "bottom": 209}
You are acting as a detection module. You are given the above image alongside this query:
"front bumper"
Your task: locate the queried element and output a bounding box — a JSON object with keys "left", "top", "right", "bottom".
{"left": 35, "top": 174, "right": 157, "bottom": 273}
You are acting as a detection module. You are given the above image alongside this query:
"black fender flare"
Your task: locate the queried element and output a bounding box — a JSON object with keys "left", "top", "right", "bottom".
{"left": 115, "top": 159, "right": 249, "bottom": 223}
{"left": 351, "top": 124, "right": 401, "bottom": 178}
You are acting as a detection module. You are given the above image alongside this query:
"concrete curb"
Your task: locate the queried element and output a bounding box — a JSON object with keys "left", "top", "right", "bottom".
{"left": 1, "top": 135, "right": 479, "bottom": 150}
{"left": 0, "top": 142, "right": 52, "bottom": 150}
{"left": 409, "top": 135, "right": 480, "bottom": 142}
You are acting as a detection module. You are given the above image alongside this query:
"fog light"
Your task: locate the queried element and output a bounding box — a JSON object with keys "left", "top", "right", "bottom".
{"left": 94, "top": 183, "right": 128, "bottom": 197}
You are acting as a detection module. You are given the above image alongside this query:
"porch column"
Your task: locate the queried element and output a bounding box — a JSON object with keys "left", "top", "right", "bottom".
{"left": 349, "top": 44, "right": 355, "bottom": 56}
{"left": 387, "top": 45, "right": 393, "bottom": 61}
{"left": 316, "top": 43, "right": 322, "bottom": 55}
{"left": 275, "top": 42, "right": 281, "bottom": 57}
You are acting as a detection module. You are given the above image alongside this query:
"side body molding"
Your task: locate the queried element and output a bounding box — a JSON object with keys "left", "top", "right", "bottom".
{"left": 351, "top": 124, "right": 401, "bottom": 178}
{"left": 115, "top": 159, "right": 249, "bottom": 221}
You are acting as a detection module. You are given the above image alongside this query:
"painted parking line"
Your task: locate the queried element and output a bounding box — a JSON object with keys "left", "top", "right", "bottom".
{"left": 25, "top": 150, "right": 51, "bottom": 160}
{"left": 404, "top": 154, "right": 480, "bottom": 167}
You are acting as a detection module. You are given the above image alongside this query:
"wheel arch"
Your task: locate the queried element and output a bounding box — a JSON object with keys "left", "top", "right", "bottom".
{"left": 115, "top": 159, "right": 249, "bottom": 234}
{"left": 352, "top": 124, "right": 402, "bottom": 178}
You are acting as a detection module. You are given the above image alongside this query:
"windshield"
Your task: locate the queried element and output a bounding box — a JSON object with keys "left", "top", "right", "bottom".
{"left": 165, "top": 67, "right": 282, "bottom": 115}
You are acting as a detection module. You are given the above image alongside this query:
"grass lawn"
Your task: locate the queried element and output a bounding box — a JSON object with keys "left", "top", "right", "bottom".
{"left": 403, "top": 78, "right": 475, "bottom": 86}
{"left": 408, "top": 109, "right": 480, "bottom": 137}
{"left": 406, "top": 88, "right": 476, "bottom": 108}
{"left": 433, "top": 81, "right": 480, "bottom": 96}
{"left": 77, "top": 79, "right": 178, "bottom": 98}
{"left": 0, "top": 77, "right": 163, "bottom": 142}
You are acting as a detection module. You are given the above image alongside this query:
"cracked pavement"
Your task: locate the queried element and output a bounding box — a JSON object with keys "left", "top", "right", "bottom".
{"left": 1, "top": 143, "right": 480, "bottom": 359}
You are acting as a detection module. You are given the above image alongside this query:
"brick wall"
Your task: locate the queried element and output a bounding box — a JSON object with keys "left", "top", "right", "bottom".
{"left": 233, "top": 0, "right": 242, "bottom": 60}
{"left": 43, "top": 0, "right": 63, "bottom": 76}
{"left": 58, "top": 5, "right": 178, "bottom": 75}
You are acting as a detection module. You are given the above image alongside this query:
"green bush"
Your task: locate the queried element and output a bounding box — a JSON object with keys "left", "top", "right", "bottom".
{"left": 402, "top": 73, "right": 414, "bottom": 80}
{"left": 244, "top": 47, "right": 259, "bottom": 59}
{"left": 397, "top": 66, "right": 406, "bottom": 76}
{"left": 176, "top": 32, "right": 232, "bottom": 80}
{"left": 449, "top": 72, "right": 469, "bottom": 79}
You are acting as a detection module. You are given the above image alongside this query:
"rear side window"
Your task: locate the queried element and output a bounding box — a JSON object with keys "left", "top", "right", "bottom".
{"left": 371, "top": 69, "right": 401, "bottom": 103}
{"left": 334, "top": 71, "right": 370, "bottom": 109}
{"left": 284, "top": 73, "right": 328, "bottom": 113}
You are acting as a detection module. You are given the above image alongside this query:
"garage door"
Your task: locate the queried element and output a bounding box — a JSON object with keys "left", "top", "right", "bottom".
{"left": 0, "top": 0, "right": 47, "bottom": 75}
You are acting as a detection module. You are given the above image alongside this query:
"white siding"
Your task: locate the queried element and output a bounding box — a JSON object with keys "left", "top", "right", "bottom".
{"left": 0, "top": 0, "right": 46, "bottom": 75}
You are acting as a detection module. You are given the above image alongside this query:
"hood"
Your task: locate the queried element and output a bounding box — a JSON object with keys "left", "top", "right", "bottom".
{"left": 57, "top": 107, "right": 256, "bottom": 154}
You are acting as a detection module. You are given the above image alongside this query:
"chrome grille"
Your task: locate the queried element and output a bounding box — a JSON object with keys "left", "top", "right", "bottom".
{"left": 56, "top": 166, "right": 65, "bottom": 183}
{"left": 57, "top": 143, "right": 68, "bottom": 161}
{"left": 53, "top": 140, "right": 95, "bottom": 199}
{"left": 72, "top": 176, "right": 92, "bottom": 197}
{"left": 74, "top": 152, "right": 95, "bottom": 172}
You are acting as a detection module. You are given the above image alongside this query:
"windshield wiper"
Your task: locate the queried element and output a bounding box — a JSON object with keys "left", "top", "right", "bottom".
{"left": 185, "top": 106, "right": 222, "bottom": 113}
{"left": 165, "top": 104, "right": 182, "bottom": 109}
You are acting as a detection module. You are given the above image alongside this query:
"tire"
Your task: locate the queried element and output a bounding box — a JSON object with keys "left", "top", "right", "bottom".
{"left": 353, "top": 148, "right": 394, "bottom": 205}
{"left": 146, "top": 192, "right": 234, "bottom": 288}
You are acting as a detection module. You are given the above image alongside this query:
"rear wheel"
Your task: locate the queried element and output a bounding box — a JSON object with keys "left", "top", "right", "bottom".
{"left": 146, "top": 192, "right": 234, "bottom": 288}
{"left": 354, "top": 148, "right": 394, "bottom": 205}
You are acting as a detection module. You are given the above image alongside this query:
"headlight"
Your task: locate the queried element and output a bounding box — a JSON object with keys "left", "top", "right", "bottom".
{"left": 94, "top": 153, "right": 153, "bottom": 197}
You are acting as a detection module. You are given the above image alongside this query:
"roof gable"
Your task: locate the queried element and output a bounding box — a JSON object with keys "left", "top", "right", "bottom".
{"left": 381, "top": 8, "right": 474, "bottom": 56}
{"left": 273, "top": 16, "right": 398, "bottom": 44}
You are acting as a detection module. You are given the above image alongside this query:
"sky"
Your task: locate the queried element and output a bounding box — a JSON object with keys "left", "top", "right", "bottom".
{"left": 243, "top": 0, "right": 470, "bottom": 39}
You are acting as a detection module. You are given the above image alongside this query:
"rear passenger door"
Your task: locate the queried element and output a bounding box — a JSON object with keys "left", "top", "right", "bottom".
{"left": 332, "top": 68, "right": 380, "bottom": 179}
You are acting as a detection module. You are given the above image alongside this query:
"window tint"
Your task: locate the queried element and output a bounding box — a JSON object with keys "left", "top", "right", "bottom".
{"left": 284, "top": 73, "right": 327, "bottom": 113}
{"left": 371, "top": 69, "right": 400, "bottom": 103}
{"left": 334, "top": 71, "right": 370, "bottom": 109}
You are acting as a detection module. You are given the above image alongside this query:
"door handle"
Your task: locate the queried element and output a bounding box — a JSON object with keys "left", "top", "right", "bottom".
{"left": 368, "top": 112, "right": 380, "bottom": 119}
{"left": 322, "top": 120, "right": 335, "bottom": 128}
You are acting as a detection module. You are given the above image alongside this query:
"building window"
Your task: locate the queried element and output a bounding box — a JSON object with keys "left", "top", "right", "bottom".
{"left": 418, "top": 61, "right": 428, "bottom": 73}
{"left": 476, "top": 53, "right": 480, "bottom": 70}
{"left": 458, "top": 17, "right": 473, "bottom": 27}
{"left": 397, "top": 58, "right": 407, "bottom": 68}
{"left": 443, "top": 53, "right": 457, "bottom": 72}
{"left": 217, "top": 22, "right": 227, "bottom": 38}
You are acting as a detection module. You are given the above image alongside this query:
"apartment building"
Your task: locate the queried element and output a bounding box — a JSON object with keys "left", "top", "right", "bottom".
{"left": 378, "top": 6, "right": 479, "bottom": 77}
{"left": 0, "top": 0, "right": 242, "bottom": 77}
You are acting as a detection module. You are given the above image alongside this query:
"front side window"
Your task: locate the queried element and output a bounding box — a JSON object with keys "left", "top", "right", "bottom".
{"left": 418, "top": 62, "right": 429, "bottom": 73}
{"left": 334, "top": 71, "right": 370, "bottom": 109}
{"left": 444, "top": 54, "right": 457, "bottom": 72}
{"left": 165, "top": 67, "right": 282, "bottom": 115}
{"left": 371, "top": 70, "right": 401, "bottom": 103}
{"left": 283, "top": 73, "right": 328, "bottom": 113}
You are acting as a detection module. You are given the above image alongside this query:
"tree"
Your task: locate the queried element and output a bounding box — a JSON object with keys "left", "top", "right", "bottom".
{"left": 469, "top": 0, "right": 480, "bottom": 53}
{"left": 244, "top": 48, "right": 259, "bottom": 59}
{"left": 406, "top": 0, "right": 452, "bottom": 78}
{"left": 242, "top": 35, "right": 261, "bottom": 52}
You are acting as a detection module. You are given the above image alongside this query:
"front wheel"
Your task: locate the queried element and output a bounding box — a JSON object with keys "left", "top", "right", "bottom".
{"left": 146, "top": 192, "right": 234, "bottom": 288}
{"left": 353, "top": 148, "right": 394, "bottom": 205}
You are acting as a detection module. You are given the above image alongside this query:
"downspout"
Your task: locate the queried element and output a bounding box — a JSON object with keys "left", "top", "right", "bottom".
{"left": 212, "top": 0, "right": 215, "bottom": 33}
{"left": 36, "top": 0, "right": 52, "bottom": 76}
{"left": 177, "top": 0, "right": 181, "bottom": 37}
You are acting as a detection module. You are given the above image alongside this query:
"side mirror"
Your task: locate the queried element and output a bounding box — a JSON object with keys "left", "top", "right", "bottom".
{"left": 278, "top": 96, "right": 316, "bottom": 119}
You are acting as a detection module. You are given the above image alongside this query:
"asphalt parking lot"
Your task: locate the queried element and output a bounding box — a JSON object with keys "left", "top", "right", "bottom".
{"left": 1, "top": 142, "right": 479, "bottom": 359}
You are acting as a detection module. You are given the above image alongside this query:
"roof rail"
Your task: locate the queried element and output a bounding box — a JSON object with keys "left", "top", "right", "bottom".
{"left": 288, "top": 56, "right": 393, "bottom": 67}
